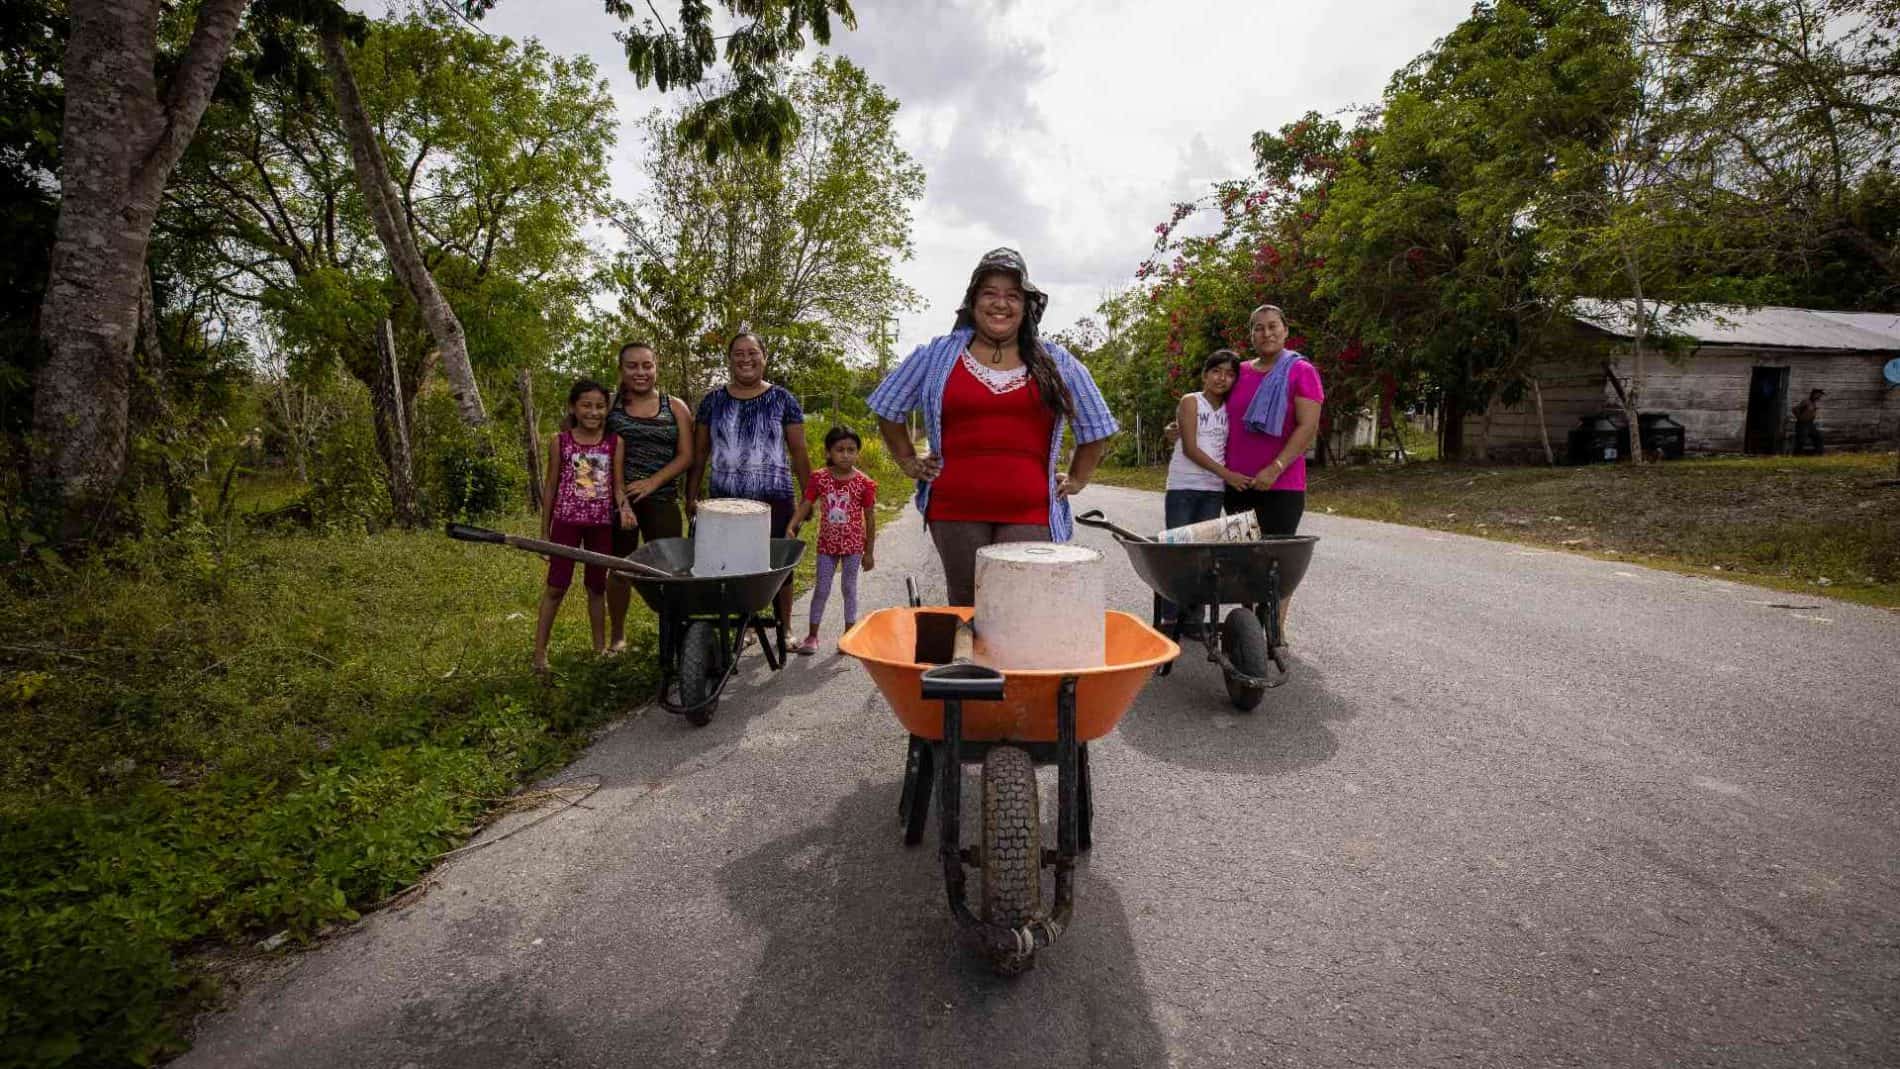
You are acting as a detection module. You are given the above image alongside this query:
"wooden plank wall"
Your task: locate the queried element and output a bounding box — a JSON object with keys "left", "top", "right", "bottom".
{"left": 1463, "top": 344, "right": 1898, "bottom": 461}
{"left": 1464, "top": 365, "right": 1610, "bottom": 463}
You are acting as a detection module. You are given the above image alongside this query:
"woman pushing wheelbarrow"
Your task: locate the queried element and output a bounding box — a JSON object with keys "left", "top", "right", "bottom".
{"left": 845, "top": 249, "right": 1177, "bottom": 975}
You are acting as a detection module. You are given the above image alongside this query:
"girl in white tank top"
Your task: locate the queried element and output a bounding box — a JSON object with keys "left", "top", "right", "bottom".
{"left": 1155, "top": 350, "right": 1243, "bottom": 628}
{"left": 1166, "top": 351, "right": 1241, "bottom": 494}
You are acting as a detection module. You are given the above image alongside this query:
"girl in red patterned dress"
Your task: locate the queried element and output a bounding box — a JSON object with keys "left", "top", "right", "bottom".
{"left": 785, "top": 425, "right": 877, "bottom": 654}
{"left": 533, "top": 379, "right": 615, "bottom": 673}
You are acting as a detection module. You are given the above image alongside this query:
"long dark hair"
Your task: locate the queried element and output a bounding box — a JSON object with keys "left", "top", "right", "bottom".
{"left": 564, "top": 378, "right": 610, "bottom": 429}
{"left": 954, "top": 271, "right": 1076, "bottom": 424}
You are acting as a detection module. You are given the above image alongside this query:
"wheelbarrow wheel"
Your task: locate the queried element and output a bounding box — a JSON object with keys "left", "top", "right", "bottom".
{"left": 1221, "top": 607, "right": 1269, "bottom": 713}
{"left": 678, "top": 620, "right": 720, "bottom": 725}
{"left": 980, "top": 745, "right": 1042, "bottom": 975}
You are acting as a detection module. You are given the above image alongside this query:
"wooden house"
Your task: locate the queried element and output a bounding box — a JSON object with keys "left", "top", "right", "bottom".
{"left": 1463, "top": 303, "right": 1900, "bottom": 462}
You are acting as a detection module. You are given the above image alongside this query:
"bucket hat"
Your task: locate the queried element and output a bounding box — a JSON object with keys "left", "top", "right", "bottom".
{"left": 957, "top": 247, "right": 1048, "bottom": 329}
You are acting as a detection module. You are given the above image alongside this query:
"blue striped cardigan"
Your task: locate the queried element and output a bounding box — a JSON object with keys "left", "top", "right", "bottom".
{"left": 866, "top": 327, "right": 1120, "bottom": 541}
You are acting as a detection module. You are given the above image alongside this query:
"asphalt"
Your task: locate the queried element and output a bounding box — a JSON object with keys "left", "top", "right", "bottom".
{"left": 180, "top": 483, "right": 1900, "bottom": 1068}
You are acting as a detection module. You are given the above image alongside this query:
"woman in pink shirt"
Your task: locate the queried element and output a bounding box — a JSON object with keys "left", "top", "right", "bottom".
{"left": 1223, "top": 303, "right": 1324, "bottom": 534}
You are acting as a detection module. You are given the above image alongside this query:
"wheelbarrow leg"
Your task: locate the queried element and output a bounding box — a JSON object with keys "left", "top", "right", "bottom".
{"left": 899, "top": 734, "right": 934, "bottom": 846}
{"left": 1077, "top": 742, "right": 1094, "bottom": 853}
{"left": 939, "top": 700, "right": 968, "bottom": 917}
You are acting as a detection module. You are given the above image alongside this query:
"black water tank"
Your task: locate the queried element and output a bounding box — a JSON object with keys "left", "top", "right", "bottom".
{"left": 1638, "top": 412, "right": 1685, "bottom": 460}
{"left": 1567, "top": 414, "right": 1622, "bottom": 464}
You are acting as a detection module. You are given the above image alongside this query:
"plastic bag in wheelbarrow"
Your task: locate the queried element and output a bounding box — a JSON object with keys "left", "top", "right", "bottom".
{"left": 840, "top": 606, "right": 1177, "bottom": 743}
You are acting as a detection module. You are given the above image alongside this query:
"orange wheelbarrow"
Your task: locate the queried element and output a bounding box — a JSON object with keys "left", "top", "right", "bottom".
{"left": 839, "top": 586, "right": 1177, "bottom": 974}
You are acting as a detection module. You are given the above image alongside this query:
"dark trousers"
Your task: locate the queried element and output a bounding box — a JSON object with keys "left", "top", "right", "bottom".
{"left": 1793, "top": 421, "right": 1824, "bottom": 455}
{"left": 1222, "top": 487, "right": 1307, "bottom": 536}
{"left": 1155, "top": 490, "right": 1225, "bottom": 626}
{"left": 610, "top": 495, "right": 685, "bottom": 557}
{"left": 928, "top": 520, "right": 1050, "bottom": 606}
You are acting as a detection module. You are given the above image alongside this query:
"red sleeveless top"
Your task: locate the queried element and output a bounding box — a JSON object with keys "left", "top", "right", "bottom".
{"left": 926, "top": 356, "right": 1055, "bottom": 526}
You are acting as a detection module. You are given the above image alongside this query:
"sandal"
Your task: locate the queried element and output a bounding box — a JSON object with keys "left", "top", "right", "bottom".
{"left": 792, "top": 635, "right": 820, "bottom": 656}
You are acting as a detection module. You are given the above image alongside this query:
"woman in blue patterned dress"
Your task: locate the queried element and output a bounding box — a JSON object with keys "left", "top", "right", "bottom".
{"left": 686, "top": 330, "right": 812, "bottom": 627}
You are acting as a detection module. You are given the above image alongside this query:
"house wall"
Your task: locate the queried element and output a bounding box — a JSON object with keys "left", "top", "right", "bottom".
{"left": 1462, "top": 341, "right": 1898, "bottom": 461}
{"left": 1614, "top": 347, "right": 1896, "bottom": 453}
{"left": 1463, "top": 365, "right": 1611, "bottom": 463}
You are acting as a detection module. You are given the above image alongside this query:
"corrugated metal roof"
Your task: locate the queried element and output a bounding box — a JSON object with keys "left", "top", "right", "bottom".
{"left": 1813, "top": 310, "right": 1900, "bottom": 344}
{"left": 1571, "top": 299, "right": 1900, "bottom": 351}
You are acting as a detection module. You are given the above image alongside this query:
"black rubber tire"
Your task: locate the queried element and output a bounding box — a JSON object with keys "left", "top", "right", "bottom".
{"left": 1221, "top": 606, "right": 1269, "bottom": 712}
{"left": 679, "top": 620, "right": 719, "bottom": 725}
{"left": 980, "top": 745, "right": 1042, "bottom": 975}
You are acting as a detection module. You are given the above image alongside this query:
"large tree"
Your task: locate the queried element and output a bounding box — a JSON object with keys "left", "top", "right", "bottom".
{"left": 28, "top": 0, "right": 250, "bottom": 541}
{"left": 164, "top": 10, "right": 615, "bottom": 522}
{"left": 616, "top": 55, "right": 923, "bottom": 398}
{"left": 27, "top": 0, "right": 856, "bottom": 545}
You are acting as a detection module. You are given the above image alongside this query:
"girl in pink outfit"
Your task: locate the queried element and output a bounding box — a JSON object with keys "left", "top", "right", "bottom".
{"left": 534, "top": 379, "right": 616, "bottom": 672}
{"left": 785, "top": 425, "right": 877, "bottom": 654}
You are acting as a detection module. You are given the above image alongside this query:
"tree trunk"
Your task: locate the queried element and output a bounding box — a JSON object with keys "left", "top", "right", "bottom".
{"left": 369, "top": 318, "right": 420, "bottom": 527}
{"left": 1440, "top": 393, "right": 1466, "bottom": 461}
{"left": 319, "top": 27, "right": 487, "bottom": 428}
{"left": 1530, "top": 376, "right": 1555, "bottom": 467}
{"left": 1618, "top": 254, "right": 1649, "bottom": 466}
{"left": 30, "top": 0, "right": 250, "bottom": 542}
{"left": 516, "top": 368, "right": 544, "bottom": 513}
{"left": 134, "top": 265, "right": 197, "bottom": 522}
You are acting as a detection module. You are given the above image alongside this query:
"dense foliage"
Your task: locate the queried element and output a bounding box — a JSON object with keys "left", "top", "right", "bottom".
{"left": 1083, "top": 0, "right": 1900, "bottom": 462}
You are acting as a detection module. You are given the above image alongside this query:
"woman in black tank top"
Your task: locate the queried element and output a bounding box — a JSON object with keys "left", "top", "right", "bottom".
{"left": 605, "top": 342, "right": 695, "bottom": 652}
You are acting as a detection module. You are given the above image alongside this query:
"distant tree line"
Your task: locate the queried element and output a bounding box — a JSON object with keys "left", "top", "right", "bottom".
{"left": 1076, "top": 0, "right": 1898, "bottom": 464}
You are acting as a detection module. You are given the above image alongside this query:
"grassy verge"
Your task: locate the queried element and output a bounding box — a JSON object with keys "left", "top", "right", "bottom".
{"left": 0, "top": 511, "right": 658, "bottom": 1066}
{"left": 1093, "top": 453, "right": 1900, "bottom": 608}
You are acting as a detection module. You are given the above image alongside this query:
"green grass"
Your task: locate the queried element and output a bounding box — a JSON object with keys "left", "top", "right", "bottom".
{"left": 0, "top": 507, "right": 659, "bottom": 1067}
{"left": 1095, "top": 452, "right": 1900, "bottom": 608}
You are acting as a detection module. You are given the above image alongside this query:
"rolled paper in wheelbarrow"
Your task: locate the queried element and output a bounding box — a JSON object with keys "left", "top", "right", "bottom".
{"left": 974, "top": 543, "right": 1104, "bottom": 670}
{"left": 1155, "top": 511, "right": 1261, "bottom": 545}
{"left": 693, "top": 498, "right": 770, "bottom": 577}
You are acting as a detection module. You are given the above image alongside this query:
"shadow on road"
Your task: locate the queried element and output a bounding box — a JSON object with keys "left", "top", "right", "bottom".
{"left": 715, "top": 782, "right": 1172, "bottom": 1068}
{"left": 1116, "top": 651, "right": 1355, "bottom": 776}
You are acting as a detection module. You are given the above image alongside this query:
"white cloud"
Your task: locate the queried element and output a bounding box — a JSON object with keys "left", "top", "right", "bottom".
{"left": 386, "top": 0, "right": 1475, "bottom": 355}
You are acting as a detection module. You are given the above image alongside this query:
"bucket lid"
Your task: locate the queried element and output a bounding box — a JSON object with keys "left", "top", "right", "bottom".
{"left": 699, "top": 498, "right": 770, "bottom": 517}
{"left": 976, "top": 542, "right": 1102, "bottom": 566}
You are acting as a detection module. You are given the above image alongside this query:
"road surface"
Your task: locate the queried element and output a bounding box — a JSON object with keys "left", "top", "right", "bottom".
{"left": 182, "top": 483, "right": 1900, "bottom": 1068}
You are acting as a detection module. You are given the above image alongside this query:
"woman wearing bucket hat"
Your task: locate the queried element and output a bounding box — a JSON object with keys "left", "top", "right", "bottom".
{"left": 868, "top": 248, "right": 1120, "bottom": 606}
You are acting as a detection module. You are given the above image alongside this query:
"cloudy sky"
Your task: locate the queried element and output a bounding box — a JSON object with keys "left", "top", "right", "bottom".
{"left": 424, "top": 0, "right": 1478, "bottom": 352}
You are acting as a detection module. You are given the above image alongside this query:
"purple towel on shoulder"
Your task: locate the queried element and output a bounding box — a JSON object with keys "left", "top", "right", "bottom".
{"left": 1243, "top": 351, "right": 1309, "bottom": 437}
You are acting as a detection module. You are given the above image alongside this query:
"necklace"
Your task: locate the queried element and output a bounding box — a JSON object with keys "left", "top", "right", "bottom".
{"left": 984, "top": 339, "right": 1008, "bottom": 365}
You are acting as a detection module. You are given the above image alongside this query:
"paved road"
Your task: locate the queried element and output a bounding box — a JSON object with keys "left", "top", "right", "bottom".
{"left": 183, "top": 484, "right": 1900, "bottom": 1068}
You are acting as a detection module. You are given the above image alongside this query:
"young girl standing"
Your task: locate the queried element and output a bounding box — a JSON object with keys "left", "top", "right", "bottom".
{"left": 1158, "top": 349, "right": 1245, "bottom": 631}
{"left": 534, "top": 379, "right": 615, "bottom": 673}
{"left": 785, "top": 425, "right": 877, "bottom": 655}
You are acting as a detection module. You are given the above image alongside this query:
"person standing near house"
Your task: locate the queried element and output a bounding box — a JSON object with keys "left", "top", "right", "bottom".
{"left": 1793, "top": 388, "right": 1824, "bottom": 455}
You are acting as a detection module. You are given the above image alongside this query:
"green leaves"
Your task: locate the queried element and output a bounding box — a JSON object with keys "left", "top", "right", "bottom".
{"left": 610, "top": 0, "right": 856, "bottom": 157}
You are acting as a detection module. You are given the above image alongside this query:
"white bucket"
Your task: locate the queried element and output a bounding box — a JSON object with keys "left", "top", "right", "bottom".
{"left": 973, "top": 542, "right": 1105, "bottom": 670}
{"left": 693, "top": 498, "right": 771, "bottom": 576}
{"left": 1154, "top": 511, "right": 1261, "bottom": 544}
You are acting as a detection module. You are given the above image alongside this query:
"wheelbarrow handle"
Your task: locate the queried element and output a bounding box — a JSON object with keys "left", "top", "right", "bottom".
{"left": 443, "top": 523, "right": 684, "bottom": 580}
{"left": 446, "top": 523, "right": 506, "bottom": 545}
{"left": 1073, "top": 509, "right": 1152, "bottom": 543}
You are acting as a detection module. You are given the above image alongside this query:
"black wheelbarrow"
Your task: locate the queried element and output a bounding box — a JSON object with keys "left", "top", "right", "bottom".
{"left": 446, "top": 524, "right": 804, "bottom": 725}
{"left": 1074, "top": 509, "right": 1316, "bottom": 712}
